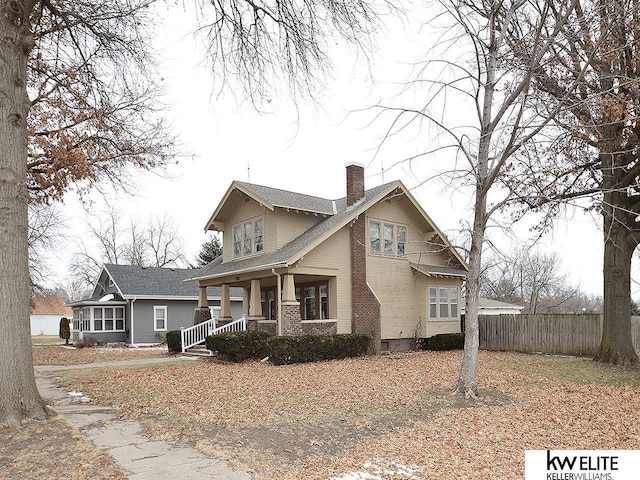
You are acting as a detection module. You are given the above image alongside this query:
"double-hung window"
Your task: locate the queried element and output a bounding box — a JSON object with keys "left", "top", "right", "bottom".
{"left": 428, "top": 287, "right": 459, "bottom": 320}
{"left": 154, "top": 306, "right": 167, "bottom": 331}
{"left": 233, "top": 217, "right": 264, "bottom": 258}
{"left": 370, "top": 220, "right": 407, "bottom": 257}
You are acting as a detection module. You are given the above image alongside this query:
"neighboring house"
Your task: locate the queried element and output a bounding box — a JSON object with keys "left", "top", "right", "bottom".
{"left": 68, "top": 264, "right": 243, "bottom": 345}
{"left": 30, "top": 297, "right": 73, "bottom": 336}
{"left": 461, "top": 298, "right": 525, "bottom": 316}
{"left": 188, "top": 163, "right": 468, "bottom": 352}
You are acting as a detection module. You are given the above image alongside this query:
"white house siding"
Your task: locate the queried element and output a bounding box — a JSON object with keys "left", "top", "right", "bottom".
{"left": 30, "top": 314, "right": 62, "bottom": 336}
{"left": 292, "top": 226, "right": 352, "bottom": 334}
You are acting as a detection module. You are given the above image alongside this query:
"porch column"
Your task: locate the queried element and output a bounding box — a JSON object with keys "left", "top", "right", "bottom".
{"left": 247, "top": 279, "right": 264, "bottom": 331}
{"left": 242, "top": 286, "right": 250, "bottom": 317}
{"left": 193, "top": 285, "right": 212, "bottom": 324}
{"left": 281, "top": 274, "right": 302, "bottom": 336}
{"left": 282, "top": 274, "right": 296, "bottom": 302}
{"left": 218, "top": 283, "right": 233, "bottom": 326}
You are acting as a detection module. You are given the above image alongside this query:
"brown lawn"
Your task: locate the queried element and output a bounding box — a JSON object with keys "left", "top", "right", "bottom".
{"left": 0, "top": 414, "right": 127, "bottom": 479}
{"left": 32, "top": 344, "right": 169, "bottom": 366}
{"left": 47, "top": 350, "right": 640, "bottom": 479}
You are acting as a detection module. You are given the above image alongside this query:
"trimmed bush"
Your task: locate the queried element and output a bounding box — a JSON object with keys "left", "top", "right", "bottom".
{"left": 206, "top": 330, "right": 269, "bottom": 362}
{"left": 266, "top": 334, "right": 370, "bottom": 365}
{"left": 166, "top": 330, "right": 182, "bottom": 353}
{"left": 59, "top": 317, "right": 70, "bottom": 345}
{"left": 420, "top": 333, "right": 465, "bottom": 351}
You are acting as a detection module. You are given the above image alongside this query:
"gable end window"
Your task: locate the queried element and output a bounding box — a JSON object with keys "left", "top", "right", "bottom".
{"left": 154, "top": 306, "right": 168, "bottom": 331}
{"left": 428, "top": 287, "right": 459, "bottom": 320}
{"left": 233, "top": 217, "right": 264, "bottom": 258}
{"left": 369, "top": 220, "right": 407, "bottom": 257}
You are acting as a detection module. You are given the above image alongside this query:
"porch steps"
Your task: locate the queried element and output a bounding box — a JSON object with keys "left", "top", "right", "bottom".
{"left": 183, "top": 345, "right": 214, "bottom": 357}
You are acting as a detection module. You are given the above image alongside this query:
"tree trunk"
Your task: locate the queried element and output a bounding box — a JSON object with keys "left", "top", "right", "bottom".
{"left": 455, "top": 206, "right": 483, "bottom": 398}
{"left": 595, "top": 196, "right": 639, "bottom": 366}
{"left": 0, "top": 0, "right": 47, "bottom": 426}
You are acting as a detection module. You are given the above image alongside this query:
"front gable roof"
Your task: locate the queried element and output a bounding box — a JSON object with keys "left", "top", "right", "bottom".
{"left": 191, "top": 180, "right": 468, "bottom": 282}
{"left": 205, "top": 181, "right": 335, "bottom": 231}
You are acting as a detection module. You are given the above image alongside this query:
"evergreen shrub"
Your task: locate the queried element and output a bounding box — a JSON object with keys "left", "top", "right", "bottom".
{"left": 266, "top": 334, "right": 370, "bottom": 365}
{"left": 166, "top": 330, "right": 182, "bottom": 353}
{"left": 205, "top": 330, "right": 269, "bottom": 362}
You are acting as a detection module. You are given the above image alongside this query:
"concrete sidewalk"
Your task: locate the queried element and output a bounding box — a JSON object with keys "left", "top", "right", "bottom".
{"left": 36, "top": 357, "right": 252, "bottom": 480}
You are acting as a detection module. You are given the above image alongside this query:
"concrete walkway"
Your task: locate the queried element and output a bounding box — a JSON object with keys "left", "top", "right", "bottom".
{"left": 35, "top": 357, "right": 252, "bottom": 480}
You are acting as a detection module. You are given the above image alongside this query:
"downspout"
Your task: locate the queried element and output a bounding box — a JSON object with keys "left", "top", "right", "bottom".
{"left": 272, "top": 269, "right": 282, "bottom": 336}
{"left": 130, "top": 297, "right": 136, "bottom": 346}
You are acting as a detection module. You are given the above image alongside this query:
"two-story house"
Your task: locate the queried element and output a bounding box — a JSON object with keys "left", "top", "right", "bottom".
{"left": 189, "top": 163, "right": 467, "bottom": 351}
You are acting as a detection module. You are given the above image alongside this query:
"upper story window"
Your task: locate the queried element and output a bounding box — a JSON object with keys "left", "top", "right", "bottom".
{"left": 233, "top": 217, "right": 263, "bottom": 258}
{"left": 370, "top": 220, "right": 407, "bottom": 257}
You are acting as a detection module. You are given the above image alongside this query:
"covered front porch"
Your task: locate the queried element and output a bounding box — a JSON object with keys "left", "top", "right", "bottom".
{"left": 194, "top": 266, "right": 339, "bottom": 337}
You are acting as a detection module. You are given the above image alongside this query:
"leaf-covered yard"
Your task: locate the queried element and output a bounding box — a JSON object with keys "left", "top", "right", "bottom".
{"left": 51, "top": 350, "right": 640, "bottom": 479}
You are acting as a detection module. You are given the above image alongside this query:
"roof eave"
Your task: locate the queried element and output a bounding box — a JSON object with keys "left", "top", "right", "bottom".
{"left": 204, "top": 181, "right": 275, "bottom": 231}
{"left": 188, "top": 261, "right": 290, "bottom": 283}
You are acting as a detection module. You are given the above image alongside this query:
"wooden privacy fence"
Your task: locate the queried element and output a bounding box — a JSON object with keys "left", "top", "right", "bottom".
{"left": 479, "top": 314, "right": 640, "bottom": 356}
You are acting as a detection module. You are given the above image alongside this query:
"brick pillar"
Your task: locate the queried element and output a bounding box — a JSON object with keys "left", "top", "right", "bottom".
{"left": 350, "top": 214, "right": 381, "bottom": 353}
{"left": 282, "top": 302, "right": 303, "bottom": 336}
{"left": 194, "top": 307, "right": 212, "bottom": 324}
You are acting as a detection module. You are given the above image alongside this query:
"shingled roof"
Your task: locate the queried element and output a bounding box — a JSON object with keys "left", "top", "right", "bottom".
{"left": 191, "top": 180, "right": 468, "bottom": 283}
{"left": 234, "top": 181, "right": 335, "bottom": 215}
{"left": 96, "top": 265, "right": 242, "bottom": 299}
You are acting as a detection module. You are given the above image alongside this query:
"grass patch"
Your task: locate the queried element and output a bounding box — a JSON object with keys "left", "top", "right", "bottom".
{"left": 487, "top": 351, "right": 640, "bottom": 386}
{"left": 32, "top": 345, "right": 169, "bottom": 366}
{"left": 31, "top": 335, "right": 64, "bottom": 345}
{"left": 0, "top": 415, "right": 126, "bottom": 479}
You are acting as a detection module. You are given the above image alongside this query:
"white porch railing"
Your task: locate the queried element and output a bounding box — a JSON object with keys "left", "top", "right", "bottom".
{"left": 180, "top": 316, "right": 247, "bottom": 353}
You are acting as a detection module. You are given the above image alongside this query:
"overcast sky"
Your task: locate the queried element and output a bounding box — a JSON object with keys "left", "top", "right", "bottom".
{"left": 44, "top": 3, "right": 636, "bottom": 299}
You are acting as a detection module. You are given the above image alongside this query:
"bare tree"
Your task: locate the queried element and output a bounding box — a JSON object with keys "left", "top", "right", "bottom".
{"left": 372, "top": 0, "right": 581, "bottom": 397}
{"left": 146, "top": 215, "right": 187, "bottom": 267}
{"left": 509, "top": 0, "right": 640, "bottom": 366}
{"left": 481, "top": 248, "right": 581, "bottom": 313}
{"left": 28, "top": 203, "right": 64, "bottom": 293}
{"left": 2, "top": 0, "right": 378, "bottom": 426}
{"left": 68, "top": 211, "right": 189, "bottom": 292}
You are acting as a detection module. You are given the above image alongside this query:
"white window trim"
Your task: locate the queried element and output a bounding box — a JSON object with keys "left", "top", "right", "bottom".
{"left": 368, "top": 218, "right": 408, "bottom": 257}
{"left": 154, "top": 306, "right": 168, "bottom": 332}
{"left": 232, "top": 216, "right": 264, "bottom": 259}
{"left": 73, "top": 306, "right": 125, "bottom": 332}
{"left": 428, "top": 286, "right": 459, "bottom": 321}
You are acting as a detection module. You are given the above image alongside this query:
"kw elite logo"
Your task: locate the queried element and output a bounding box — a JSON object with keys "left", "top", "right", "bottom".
{"left": 525, "top": 450, "right": 640, "bottom": 480}
{"left": 545, "top": 451, "right": 617, "bottom": 480}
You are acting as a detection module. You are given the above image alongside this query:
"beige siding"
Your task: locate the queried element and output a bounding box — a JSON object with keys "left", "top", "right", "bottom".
{"left": 423, "top": 277, "right": 462, "bottom": 337}
{"left": 274, "top": 210, "right": 323, "bottom": 249}
{"left": 368, "top": 254, "right": 420, "bottom": 340}
{"left": 293, "top": 227, "right": 352, "bottom": 334}
{"left": 221, "top": 200, "right": 270, "bottom": 263}
{"left": 366, "top": 199, "right": 462, "bottom": 340}
{"left": 367, "top": 198, "right": 451, "bottom": 267}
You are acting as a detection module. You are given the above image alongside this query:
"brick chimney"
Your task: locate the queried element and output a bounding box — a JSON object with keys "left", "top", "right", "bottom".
{"left": 346, "top": 162, "right": 365, "bottom": 208}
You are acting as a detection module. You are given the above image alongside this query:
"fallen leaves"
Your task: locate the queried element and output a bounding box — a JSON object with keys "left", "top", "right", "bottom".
{"left": 50, "top": 350, "right": 640, "bottom": 480}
